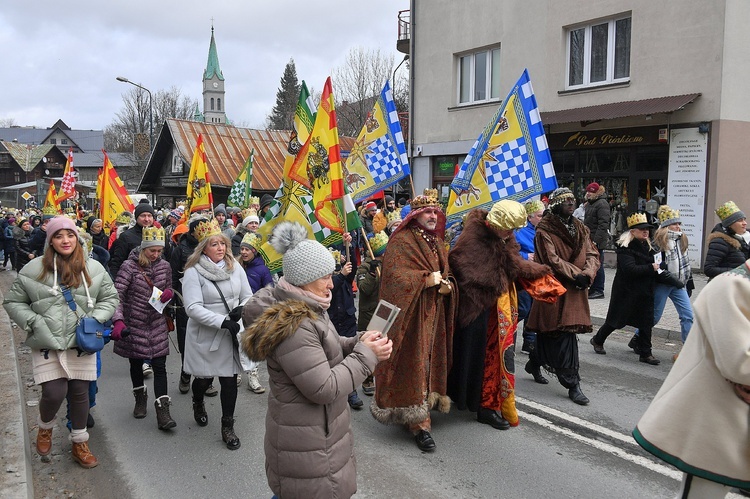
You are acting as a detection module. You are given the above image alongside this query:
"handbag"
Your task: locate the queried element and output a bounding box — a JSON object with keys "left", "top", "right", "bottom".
{"left": 61, "top": 285, "right": 108, "bottom": 353}
{"left": 140, "top": 271, "right": 175, "bottom": 331}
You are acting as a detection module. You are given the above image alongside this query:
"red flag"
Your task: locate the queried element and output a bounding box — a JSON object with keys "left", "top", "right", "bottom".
{"left": 57, "top": 148, "right": 77, "bottom": 202}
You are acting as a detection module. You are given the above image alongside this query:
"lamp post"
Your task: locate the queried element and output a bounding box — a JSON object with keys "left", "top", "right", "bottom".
{"left": 116, "top": 76, "right": 153, "bottom": 152}
{"left": 392, "top": 54, "right": 409, "bottom": 87}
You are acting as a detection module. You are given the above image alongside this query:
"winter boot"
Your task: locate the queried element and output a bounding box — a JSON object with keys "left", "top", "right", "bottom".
{"left": 221, "top": 416, "right": 241, "bottom": 450}
{"left": 154, "top": 395, "right": 177, "bottom": 430}
{"left": 193, "top": 396, "right": 208, "bottom": 427}
{"left": 133, "top": 386, "right": 148, "bottom": 419}
{"left": 71, "top": 441, "right": 98, "bottom": 468}
{"left": 247, "top": 368, "right": 265, "bottom": 394}
{"left": 36, "top": 418, "right": 55, "bottom": 456}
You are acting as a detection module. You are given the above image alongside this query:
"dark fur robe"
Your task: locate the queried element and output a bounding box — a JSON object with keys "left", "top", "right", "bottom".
{"left": 447, "top": 209, "right": 551, "bottom": 423}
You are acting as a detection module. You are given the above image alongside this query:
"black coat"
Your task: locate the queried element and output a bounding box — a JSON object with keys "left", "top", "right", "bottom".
{"left": 329, "top": 243, "right": 357, "bottom": 338}
{"left": 604, "top": 238, "right": 656, "bottom": 330}
{"left": 703, "top": 223, "right": 750, "bottom": 279}
{"left": 584, "top": 196, "right": 611, "bottom": 248}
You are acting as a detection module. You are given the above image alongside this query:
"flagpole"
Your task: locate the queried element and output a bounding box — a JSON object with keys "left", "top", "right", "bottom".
{"left": 360, "top": 227, "right": 380, "bottom": 278}
{"left": 343, "top": 206, "right": 349, "bottom": 264}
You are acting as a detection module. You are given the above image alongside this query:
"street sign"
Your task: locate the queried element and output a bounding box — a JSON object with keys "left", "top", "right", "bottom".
{"left": 21, "top": 191, "right": 32, "bottom": 201}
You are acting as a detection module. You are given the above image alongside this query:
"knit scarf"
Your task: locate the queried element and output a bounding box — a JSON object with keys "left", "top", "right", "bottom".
{"left": 277, "top": 276, "right": 332, "bottom": 310}
{"left": 662, "top": 230, "right": 691, "bottom": 283}
{"left": 194, "top": 254, "right": 231, "bottom": 282}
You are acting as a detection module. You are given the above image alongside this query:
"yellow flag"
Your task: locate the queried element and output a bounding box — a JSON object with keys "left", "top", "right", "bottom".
{"left": 100, "top": 151, "right": 135, "bottom": 234}
{"left": 186, "top": 134, "right": 213, "bottom": 214}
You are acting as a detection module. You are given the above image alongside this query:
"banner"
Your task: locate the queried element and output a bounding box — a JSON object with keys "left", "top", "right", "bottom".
{"left": 227, "top": 149, "right": 254, "bottom": 208}
{"left": 57, "top": 148, "right": 77, "bottom": 203}
{"left": 185, "top": 134, "right": 213, "bottom": 215}
{"left": 100, "top": 151, "right": 135, "bottom": 233}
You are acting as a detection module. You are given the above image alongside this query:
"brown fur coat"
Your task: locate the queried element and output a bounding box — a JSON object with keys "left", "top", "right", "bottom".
{"left": 449, "top": 209, "right": 551, "bottom": 328}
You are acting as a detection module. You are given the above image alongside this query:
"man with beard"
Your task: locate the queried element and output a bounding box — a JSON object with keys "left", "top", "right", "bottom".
{"left": 525, "top": 187, "right": 599, "bottom": 405}
{"left": 448, "top": 200, "right": 554, "bottom": 429}
{"left": 371, "top": 190, "right": 457, "bottom": 452}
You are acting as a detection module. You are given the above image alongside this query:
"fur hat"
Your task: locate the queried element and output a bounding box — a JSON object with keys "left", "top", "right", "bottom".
{"left": 487, "top": 200, "right": 527, "bottom": 231}
{"left": 716, "top": 201, "right": 746, "bottom": 228}
{"left": 270, "top": 222, "right": 335, "bottom": 286}
{"left": 548, "top": 187, "right": 575, "bottom": 208}
{"left": 45, "top": 216, "right": 80, "bottom": 246}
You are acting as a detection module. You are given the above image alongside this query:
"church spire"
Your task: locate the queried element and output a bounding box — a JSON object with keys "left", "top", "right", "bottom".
{"left": 204, "top": 26, "right": 224, "bottom": 81}
{"left": 202, "top": 24, "right": 226, "bottom": 124}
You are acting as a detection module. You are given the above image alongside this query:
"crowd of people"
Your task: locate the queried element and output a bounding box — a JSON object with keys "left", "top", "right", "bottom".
{"left": 1, "top": 186, "right": 748, "bottom": 497}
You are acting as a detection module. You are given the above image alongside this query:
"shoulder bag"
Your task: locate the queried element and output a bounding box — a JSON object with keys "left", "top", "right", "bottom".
{"left": 61, "top": 285, "right": 109, "bottom": 353}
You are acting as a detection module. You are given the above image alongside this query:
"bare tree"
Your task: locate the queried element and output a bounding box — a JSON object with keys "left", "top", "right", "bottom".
{"left": 0, "top": 117, "right": 18, "bottom": 127}
{"left": 331, "top": 47, "right": 394, "bottom": 137}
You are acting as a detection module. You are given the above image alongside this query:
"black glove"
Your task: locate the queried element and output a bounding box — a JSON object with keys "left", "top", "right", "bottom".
{"left": 655, "top": 270, "right": 685, "bottom": 289}
{"left": 686, "top": 277, "right": 695, "bottom": 297}
{"left": 369, "top": 260, "right": 381, "bottom": 272}
{"left": 228, "top": 305, "right": 243, "bottom": 322}
{"left": 221, "top": 319, "right": 241, "bottom": 336}
{"left": 573, "top": 274, "right": 590, "bottom": 289}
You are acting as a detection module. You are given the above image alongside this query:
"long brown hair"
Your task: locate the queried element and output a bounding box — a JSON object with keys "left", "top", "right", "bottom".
{"left": 37, "top": 232, "right": 92, "bottom": 288}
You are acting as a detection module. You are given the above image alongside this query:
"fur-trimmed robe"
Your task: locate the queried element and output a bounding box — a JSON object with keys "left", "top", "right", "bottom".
{"left": 371, "top": 222, "right": 457, "bottom": 427}
{"left": 448, "top": 209, "right": 551, "bottom": 425}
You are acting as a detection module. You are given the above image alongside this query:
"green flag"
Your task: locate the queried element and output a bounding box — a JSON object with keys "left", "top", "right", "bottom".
{"left": 227, "top": 150, "right": 254, "bottom": 208}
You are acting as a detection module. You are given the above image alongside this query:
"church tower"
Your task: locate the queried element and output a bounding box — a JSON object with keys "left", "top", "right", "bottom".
{"left": 202, "top": 26, "right": 226, "bottom": 124}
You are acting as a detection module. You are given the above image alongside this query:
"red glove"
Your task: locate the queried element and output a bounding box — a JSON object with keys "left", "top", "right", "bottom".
{"left": 160, "top": 289, "right": 174, "bottom": 303}
{"left": 111, "top": 320, "right": 129, "bottom": 341}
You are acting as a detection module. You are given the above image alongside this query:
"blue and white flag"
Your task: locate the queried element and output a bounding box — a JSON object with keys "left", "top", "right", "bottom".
{"left": 447, "top": 69, "right": 557, "bottom": 225}
{"left": 343, "top": 80, "right": 410, "bottom": 203}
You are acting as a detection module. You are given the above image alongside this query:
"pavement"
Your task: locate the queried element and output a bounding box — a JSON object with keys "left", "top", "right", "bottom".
{"left": 0, "top": 263, "right": 708, "bottom": 498}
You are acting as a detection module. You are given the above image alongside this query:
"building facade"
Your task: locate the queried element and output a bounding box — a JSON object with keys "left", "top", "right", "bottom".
{"left": 403, "top": 0, "right": 750, "bottom": 265}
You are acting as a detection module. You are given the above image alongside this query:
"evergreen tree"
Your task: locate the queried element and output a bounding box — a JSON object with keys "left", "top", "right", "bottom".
{"left": 266, "top": 59, "right": 301, "bottom": 131}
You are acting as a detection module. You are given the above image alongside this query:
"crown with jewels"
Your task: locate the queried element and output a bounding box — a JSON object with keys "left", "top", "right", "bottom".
{"left": 369, "top": 231, "right": 389, "bottom": 256}
{"left": 328, "top": 248, "right": 342, "bottom": 264}
{"left": 241, "top": 232, "right": 262, "bottom": 250}
{"left": 410, "top": 188, "right": 441, "bottom": 211}
{"left": 116, "top": 212, "right": 133, "bottom": 225}
{"left": 194, "top": 219, "right": 222, "bottom": 242}
{"left": 42, "top": 205, "right": 59, "bottom": 219}
{"left": 249, "top": 196, "right": 260, "bottom": 207}
{"left": 627, "top": 212, "right": 649, "bottom": 229}
{"left": 716, "top": 201, "right": 741, "bottom": 221}
{"left": 241, "top": 207, "right": 258, "bottom": 220}
{"left": 142, "top": 226, "right": 165, "bottom": 243}
{"left": 386, "top": 210, "right": 402, "bottom": 225}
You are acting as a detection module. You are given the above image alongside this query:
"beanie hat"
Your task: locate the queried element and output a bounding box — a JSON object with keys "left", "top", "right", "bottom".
{"left": 168, "top": 210, "right": 181, "bottom": 220}
{"left": 657, "top": 205, "right": 681, "bottom": 228}
{"left": 243, "top": 215, "right": 260, "bottom": 226}
{"left": 385, "top": 195, "right": 394, "bottom": 204}
{"left": 259, "top": 194, "right": 273, "bottom": 210}
{"left": 364, "top": 201, "right": 377, "bottom": 212}
{"left": 270, "top": 221, "right": 335, "bottom": 286}
{"left": 134, "top": 202, "right": 155, "bottom": 219}
{"left": 716, "top": 201, "right": 746, "bottom": 228}
{"left": 487, "top": 200, "right": 527, "bottom": 231}
{"left": 548, "top": 187, "right": 575, "bottom": 208}
{"left": 46, "top": 216, "right": 80, "bottom": 246}
{"left": 141, "top": 226, "right": 166, "bottom": 249}
{"left": 214, "top": 204, "right": 227, "bottom": 217}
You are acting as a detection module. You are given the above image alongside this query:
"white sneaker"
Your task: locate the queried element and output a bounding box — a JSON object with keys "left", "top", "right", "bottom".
{"left": 236, "top": 372, "right": 242, "bottom": 386}
{"left": 142, "top": 363, "right": 153, "bottom": 378}
{"left": 247, "top": 368, "right": 265, "bottom": 394}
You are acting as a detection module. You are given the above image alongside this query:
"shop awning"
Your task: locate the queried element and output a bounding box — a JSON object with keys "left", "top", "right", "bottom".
{"left": 541, "top": 93, "right": 701, "bottom": 126}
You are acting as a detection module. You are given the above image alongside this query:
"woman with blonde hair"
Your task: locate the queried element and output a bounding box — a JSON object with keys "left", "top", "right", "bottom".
{"left": 3, "top": 216, "right": 118, "bottom": 468}
{"left": 182, "top": 219, "right": 251, "bottom": 450}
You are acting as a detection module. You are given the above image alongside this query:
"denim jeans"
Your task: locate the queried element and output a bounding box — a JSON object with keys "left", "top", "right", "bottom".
{"left": 591, "top": 248, "right": 605, "bottom": 294}
{"left": 634, "top": 283, "right": 693, "bottom": 343}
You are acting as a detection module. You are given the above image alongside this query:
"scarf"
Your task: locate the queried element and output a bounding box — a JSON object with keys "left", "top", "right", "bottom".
{"left": 194, "top": 254, "right": 231, "bottom": 282}
{"left": 277, "top": 276, "right": 332, "bottom": 310}
{"left": 555, "top": 213, "right": 578, "bottom": 240}
{"left": 662, "top": 230, "right": 691, "bottom": 283}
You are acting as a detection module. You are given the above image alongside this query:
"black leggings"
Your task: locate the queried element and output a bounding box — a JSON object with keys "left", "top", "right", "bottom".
{"left": 129, "top": 356, "right": 168, "bottom": 398}
{"left": 40, "top": 378, "right": 89, "bottom": 430}
{"left": 192, "top": 376, "right": 237, "bottom": 419}
{"left": 176, "top": 308, "right": 188, "bottom": 376}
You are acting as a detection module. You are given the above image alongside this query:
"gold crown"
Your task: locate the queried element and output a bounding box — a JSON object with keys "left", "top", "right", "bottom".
{"left": 627, "top": 212, "right": 649, "bottom": 228}
{"left": 524, "top": 199, "right": 545, "bottom": 216}
{"left": 194, "top": 219, "right": 222, "bottom": 242}
{"left": 369, "top": 231, "right": 389, "bottom": 255}
{"left": 410, "top": 188, "right": 441, "bottom": 211}
{"left": 142, "top": 226, "right": 165, "bottom": 243}
{"left": 716, "top": 201, "right": 740, "bottom": 221}
{"left": 328, "top": 248, "right": 342, "bottom": 264}
{"left": 657, "top": 205, "right": 680, "bottom": 225}
{"left": 116, "top": 212, "right": 132, "bottom": 225}
{"left": 249, "top": 196, "right": 260, "bottom": 207}
{"left": 423, "top": 188, "right": 439, "bottom": 199}
{"left": 241, "top": 207, "right": 258, "bottom": 219}
{"left": 386, "top": 210, "right": 402, "bottom": 225}
{"left": 241, "top": 232, "right": 261, "bottom": 249}
{"left": 42, "top": 205, "right": 59, "bottom": 217}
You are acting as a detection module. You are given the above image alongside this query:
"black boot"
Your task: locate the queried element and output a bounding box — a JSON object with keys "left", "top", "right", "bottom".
{"left": 628, "top": 335, "right": 643, "bottom": 355}
{"left": 524, "top": 360, "right": 549, "bottom": 384}
{"left": 221, "top": 416, "right": 241, "bottom": 450}
{"left": 476, "top": 407, "right": 510, "bottom": 430}
{"left": 192, "top": 396, "right": 208, "bottom": 427}
{"left": 568, "top": 384, "right": 590, "bottom": 405}
{"left": 133, "top": 386, "right": 148, "bottom": 419}
{"left": 154, "top": 396, "right": 176, "bottom": 431}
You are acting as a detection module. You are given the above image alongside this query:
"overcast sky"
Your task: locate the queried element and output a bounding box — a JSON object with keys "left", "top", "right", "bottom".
{"left": 0, "top": 0, "right": 408, "bottom": 131}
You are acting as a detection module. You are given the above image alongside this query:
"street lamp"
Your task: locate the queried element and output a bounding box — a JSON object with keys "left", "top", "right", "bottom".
{"left": 392, "top": 54, "right": 409, "bottom": 86}
{"left": 116, "top": 76, "right": 153, "bottom": 152}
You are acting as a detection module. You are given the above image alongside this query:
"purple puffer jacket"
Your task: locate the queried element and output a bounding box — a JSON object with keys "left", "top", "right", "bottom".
{"left": 243, "top": 254, "right": 273, "bottom": 293}
{"left": 112, "top": 248, "right": 172, "bottom": 359}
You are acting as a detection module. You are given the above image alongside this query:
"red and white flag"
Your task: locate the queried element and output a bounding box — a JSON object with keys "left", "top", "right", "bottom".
{"left": 57, "top": 148, "right": 77, "bottom": 202}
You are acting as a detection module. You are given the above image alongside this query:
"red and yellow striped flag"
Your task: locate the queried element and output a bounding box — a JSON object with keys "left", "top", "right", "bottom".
{"left": 288, "top": 77, "right": 344, "bottom": 231}
{"left": 185, "top": 134, "right": 213, "bottom": 215}
{"left": 43, "top": 180, "right": 61, "bottom": 214}
{"left": 100, "top": 151, "right": 135, "bottom": 234}
{"left": 56, "top": 148, "right": 76, "bottom": 203}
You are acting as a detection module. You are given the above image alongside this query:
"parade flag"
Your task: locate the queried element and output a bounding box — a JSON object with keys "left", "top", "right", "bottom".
{"left": 56, "top": 148, "right": 77, "bottom": 203}
{"left": 227, "top": 149, "right": 254, "bottom": 208}
{"left": 343, "top": 79, "right": 411, "bottom": 203}
{"left": 99, "top": 151, "right": 135, "bottom": 233}
{"left": 185, "top": 134, "right": 213, "bottom": 214}
{"left": 288, "top": 77, "right": 345, "bottom": 232}
{"left": 43, "top": 180, "right": 61, "bottom": 213}
{"left": 446, "top": 69, "right": 557, "bottom": 225}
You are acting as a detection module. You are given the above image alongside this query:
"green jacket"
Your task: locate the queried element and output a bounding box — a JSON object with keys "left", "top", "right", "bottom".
{"left": 3, "top": 257, "right": 119, "bottom": 351}
{"left": 355, "top": 256, "right": 381, "bottom": 330}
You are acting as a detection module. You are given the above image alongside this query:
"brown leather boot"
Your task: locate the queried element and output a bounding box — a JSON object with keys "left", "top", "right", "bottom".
{"left": 154, "top": 396, "right": 176, "bottom": 431}
{"left": 36, "top": 427, "right": 53, "bottom": 456}
{"left": 71, "top": 441, "right": 98, "bottom": 468}
{"left": 133, "top": 386, "right": 148, "bottom": 419}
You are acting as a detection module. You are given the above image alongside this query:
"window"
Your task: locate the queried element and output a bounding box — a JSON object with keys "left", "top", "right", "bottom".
{"left": 217, "top": 98, "right": 221, "bottom": 111}
{"left": 61, "top": 139, "right": 68, "bottom": 145}
{"left": 567, "top": 16, "right": 631, "bottom": 89}
{"left": 210, "top": 98, "right": 215, "bottom": 111}
{"left": 458, "top": 47, "right": 501, "bottom": 104}
{"left": 49, "top": 138, "right": 56, "bottom": 144}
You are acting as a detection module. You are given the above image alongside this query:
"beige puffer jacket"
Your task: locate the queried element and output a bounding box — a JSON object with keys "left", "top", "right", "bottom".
{"left": 242, "top": 286, "right": 377, "bottom": 499}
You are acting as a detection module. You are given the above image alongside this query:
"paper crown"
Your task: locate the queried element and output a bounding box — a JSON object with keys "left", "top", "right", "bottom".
{"left": 241, "top": 207, "right": 258, "bottom": 219}
{"left": 249, "top": 196, "right": 260, "bottom": 207}
{"left": 142, "top": 226, "right": 165, "bottom": 244}
{"left": 369, "top": 231, "right": 389, "bottom": 256}
{"left": 328, "top": 248, "right": 342, "bottom": 264}
{"left": 194, "top": 219, "right": 222, "bottom": 242}
{"left": 411, "top": 188, "right": 441, "bottom": 211}
{"left": 657, "top": 205, "right": 680, "bottom": 227}
{"left": 386, "top": 210, "right": 402, "bottom": 225}
{"left": 524, "top": 199, "right": 545, "bottom": 216}
{"left": 116, "top": 212, "right": 133, "bottom": 225}
{"left": 627, "top": 212, "right": 650, "bottom": 229}
{"left": 240, "top": 232, "right": 262, "bottom": 250}
{"left": 41, "top": 205, "right": 59, "bottom": 219}
{"left": 716, "top": 201, "right": 741, "bottom": 221}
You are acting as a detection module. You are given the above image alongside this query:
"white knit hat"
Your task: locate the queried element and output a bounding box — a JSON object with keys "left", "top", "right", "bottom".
{"left": 270, "top": 222, "right": 335, "bottom": 286}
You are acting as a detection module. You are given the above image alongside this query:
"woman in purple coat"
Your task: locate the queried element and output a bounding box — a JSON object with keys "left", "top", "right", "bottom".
{"left": 111, "top": 227, "right": 176, "bottom": 430}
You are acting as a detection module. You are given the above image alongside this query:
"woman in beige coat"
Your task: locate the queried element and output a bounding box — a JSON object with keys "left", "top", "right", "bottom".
{"left": 634, "top": 259, "right": 750, "bottom": 497}
{"left": 242, "top": 222, "right": 391, "bottom": 499}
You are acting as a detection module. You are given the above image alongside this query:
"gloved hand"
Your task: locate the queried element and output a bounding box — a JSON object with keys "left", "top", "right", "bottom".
{"left": 228, "top": 305, "right": 243, "bottom": 322}
{"left": 656, "top": 270, "right": 685, "bottom": 289}
{"left": 369, "top": 259, "right": 381, "bottom": 272}
{"left": 160, "top": 288, "right": 174, "bottom": 303}
{"left": 222, "top": 319, "right": 241, "bottom": 335}
{"left": 573, "top": 274, "right": 590, "bottom": 289}
{"left": 111, "top": 320, "right": 131, "bottom": 341}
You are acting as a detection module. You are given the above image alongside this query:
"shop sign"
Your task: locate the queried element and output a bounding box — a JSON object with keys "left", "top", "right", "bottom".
{"left": 161, "top": 177, "right": 187, "bottom": 187}
{"left": 549, "top": 126, "right": 662, "bottom": 149}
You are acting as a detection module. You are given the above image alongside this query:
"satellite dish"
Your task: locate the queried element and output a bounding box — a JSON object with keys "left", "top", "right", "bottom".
{"left": 45, "top": 169, "right": 50, "bottom": 175}
{"left": 42, "top": 157, "right": 47, "bottom": 163}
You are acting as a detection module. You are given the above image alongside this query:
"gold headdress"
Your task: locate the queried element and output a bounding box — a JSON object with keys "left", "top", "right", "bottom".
{"left": 524, "top": 199, "right": 545, "bottom": 216}
{"left": 249, "top": 196, "right": 261, "bottom": 207}
{"left": 410, "top": 188, "right": 441, "bottom": 211}
{"left": 194, "top": 219, "right": 222, "bottom": 242}
{"left": 657, "top": 205, "right": 680, "bottom": 228}
{"left": 141, "top": 226, "right": 166, "bottom": 248}
{"left": 369, "top": 231, "right": 389, "bottom": 256}
{"left": 240, "top": 232, "right": 262, "bottom": 250}
{"left": 627, "top": 212, "right": 650, "bottom": 229}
